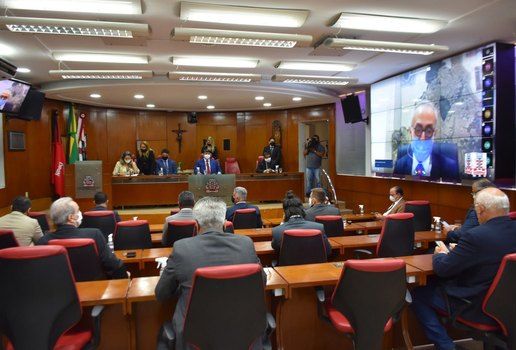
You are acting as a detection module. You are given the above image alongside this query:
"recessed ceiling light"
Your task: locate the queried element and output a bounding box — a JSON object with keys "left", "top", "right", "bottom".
{"left": 276, "top": 61, "right": 355, "bottom": 72}
{"left": 171, "top": 56, "right": 258, "bottom": 68}
{"left": 90, "top": 93, "right": 101, "bottom": 98}
{"left": 169, "top": 71, "right": 261, "bottom": 82}
{"left": 3, "top": 0, "right": 143, "bottom": 15}
{"left": 272, "top": 74, "right": 358, "bottom": 85}
{"left": 263, "top": 102, "right": 272, "bottom": 107}
{"left": 134, "top": 94, "right": 144, "bottom": 99}
{"left": 255, "top": 96, "right": 264, "bottom": 101}
{"left": 16, "top": 67, "right": 31, "bottom": 73}
{"left": 146, "top": 104, "right": 155, "bottom": 108}
{"left": 292, "top": 97, "right": 302, "bottom": 101}
{"left": 48, "top": 70, "right": 153, "bottom": 79}
{"left": 207, "top": 105, "right": 215, "bottom": 109}
{"left": 323, "top": 38, "right": 448, "bottom": 55}
{"left": 198, "top": 95, "right": 208, "bottom": 100}
{"left": 53, "top": 52, "right": 149, "bottom": 64}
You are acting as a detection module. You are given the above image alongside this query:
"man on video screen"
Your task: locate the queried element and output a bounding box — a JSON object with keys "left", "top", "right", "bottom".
{"left": 394, "top": 102, "right": 460, "bottom": 180}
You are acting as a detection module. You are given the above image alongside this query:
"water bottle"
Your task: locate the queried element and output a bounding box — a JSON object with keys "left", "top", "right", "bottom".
{"left": 177, "top": 161, "right": 182, "bottom": 173}
{"left": 158, "top": 167, "right": 164, "bottom": 176}
{"left": 108, "top": 234, "right": 114, "bottom": 252}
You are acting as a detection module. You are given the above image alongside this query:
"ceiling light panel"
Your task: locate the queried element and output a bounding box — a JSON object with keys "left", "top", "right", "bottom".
{"left": 331, "top": 12, "right": 447, "bottom": 34}
{"left": 324, "top": 38, "right": 449, "bottom": 55}
{"left": 173, "top": 27, "right": 312, "bottom": 48}
{"left": 3, "top": 0, "right": 142, "bottom": 15}
{"left": 0, "top": 17, "right": 149, "bottom": 38}
{"left": 276, "top": 61, "right": 355, "bottom": 72}
{"left": 169, "top": 71, "right": 261, "bottom": 82}
{"left": 272, "top": 74, "right": 358, "bottom": 85}
{"left": 171, "top": 57, "right": 258, "bottom": 68}
{"left": 53, "top": 52, "right": 149, "bottom": 64}
{"left": 49, "top": 70, "right": 153, "bottom": 79}
{"left": 180, "top": 2, "right": 309, "bottom": 28}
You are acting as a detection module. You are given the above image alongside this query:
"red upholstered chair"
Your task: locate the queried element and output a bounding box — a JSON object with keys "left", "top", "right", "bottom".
{"left": 315, "top": 215, "right": 346, "bottom": 237}
{"left": 160, "top": 264, "right": 275, "bottom": 349}
{"left": 256, "top": 156, "right": 264, "bottom": 169}
{"left": 163, "top": 220, "right": 198, "bottom": 247}
{"left": 49, "top": 238, "right": 107, "bottom": 282}
{"left": 279, "top": 229, "right": 328, "bottom": 266}
{"left": 319, "top": 259, "right": 410, "bottom": 349}
{"left": 82, "top": 210, "right": 117, "bottom": 241}
{"left": 28, "top": 211, "right": 51, "bottom": 232}
{"left": 223, "top": 220, "right": 234, "bottom": 233}
{"left": 225, "top": 157, "right": 241, "bottom": 174}
{"left": 233, "top": 208, "right": 260, "bottom": 229}
{"left": 508, "top": 211, "right": 516, "bottom": 220}
{"left": 404, "top": 200, "right": 432, "bottom": 231}
{"left": 114, "top": 220, "right": 152, "bottom": 250}
{"left": 169, "top": 208, "right": 180, "bottom": 216}
{"left": 0, "top": 245, "right": 104, "bottom": 349}
{"left": 354, "top": 213, "right": 415, "bottom": 258}
{"left": 438, "top": 253, "right": 516, "bottom": 349}
{"left": 0, "top": 230, "right": 18, "bottom": 249}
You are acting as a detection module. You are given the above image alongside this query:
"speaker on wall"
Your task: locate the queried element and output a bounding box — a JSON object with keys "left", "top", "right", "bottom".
{"left": 341, "top": 94, "right": 363, "bottom": 124}
{"left": 17, "top": 89, "right": 45, "bottom": 121}
{"left": 187, "top": 112, "right": 197, "bottom": 123}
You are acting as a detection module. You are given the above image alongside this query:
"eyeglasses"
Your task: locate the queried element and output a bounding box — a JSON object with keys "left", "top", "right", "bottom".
{"left": 413, "top": 124, "right": 435, "bottom": 138}
{"left": 0, "top": 95, "right": 8, "bottom": 100}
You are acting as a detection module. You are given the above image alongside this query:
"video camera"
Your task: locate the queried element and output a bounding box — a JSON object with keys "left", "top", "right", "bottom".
{"left": 305, "top": 136, "right": 319, "bottom": 149}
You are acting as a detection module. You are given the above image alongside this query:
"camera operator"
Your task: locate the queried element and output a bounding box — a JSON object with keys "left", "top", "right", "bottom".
{"left": 303, "top": 135, "right": 325, "bottom": 197}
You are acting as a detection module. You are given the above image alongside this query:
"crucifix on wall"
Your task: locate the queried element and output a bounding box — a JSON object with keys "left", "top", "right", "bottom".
{"left": 172, "top": 123, "right": 187, "bottom": 153}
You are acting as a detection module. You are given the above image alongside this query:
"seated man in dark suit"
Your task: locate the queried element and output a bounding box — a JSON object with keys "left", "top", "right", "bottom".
{"left": 193, "top": 149, "right": 222, "bottom": 175}
{"left": 256, "top": 150, "right": 275, "bottom": 173}
{"left": 155, "top": 148, "right": 177, "bottom": 175}
{"left": 37, "top": 197, "right": 127, "bottom": 279}
{"left": 411, "top": 187, "right": 516, "bottom": 350}
{"left": 393, "top": 102, "right": 459, "bottom": 180}
{"left": 155, "top": 197, "right": 263, "bottom": 350}
{"left": 262, "top": 136, "right": 281, "bottom": 170}
{"left": 305, "top": 187, "right": 341, "bottom": 221}
{"left": 272, "top": 191, "right": 332, "bottom": 257}
{"left": 88, "top": 191, "right": 121, "bottom": 222}
{"left": 225, "top": 186, "right": 263, "bottom": 228}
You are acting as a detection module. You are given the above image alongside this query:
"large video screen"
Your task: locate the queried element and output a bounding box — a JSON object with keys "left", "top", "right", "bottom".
{"left": 370, "top": 43, "right": 510, "bottom": 182}
{"left": 0, "top": 79, "right": 31, "bottom": 115}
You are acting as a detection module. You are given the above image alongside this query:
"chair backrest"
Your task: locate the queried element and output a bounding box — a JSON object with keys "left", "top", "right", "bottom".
{"left": 0, "top": 230, "right": 19, "bottom": 249}
{"left": 0, "top": 245, "right": 82, "bottom": 349}
{"left": 183, "top": 264, "right": 267, "bottom": 349}
{"left": 48, "top": 238, "right": 107, "bottom": 281}
{"left": 28, "top": 211, "right": 51, "bottom": 232}
{"left": 279, "top": 229, "right": 327, "bottom": 266}
{"left": 315, "top": 215, "right": 346, "bottom": 237}
{"left": 404, "top": 200, "right": 432, "bottom": 231}
{"left": 170, "top": 208, "right": 180, "bottom": 216}
{"left": 256, "top": 156, "right": 264, "bottom": 169}
{"left": 377, "top": 213, "right": 415, "bottom": 258}
{"left": 114, "top": 220, "right": 152, "bottom": 250}
{"left": 224, "top": 220, "right": 234, "bottom": 233}
{"left": 233, "top": 208, "right": 259, "bottom": 229}
{"left": 508, "top": 211, "right": 516, "bottom": 220}
{"left": 82, "top": 210, "right": 117, "bottom": 241}
{"left": 331, "top": 259, "right": 407, "bottom": 349}
{"left": 163, "top": 220, "right": 198, "bottom": 247}
{"left": 483, "top": 253, "right": 516, "bottom": 349}
{"left": 225, "top": 157, "right": 241, "bottom": 174}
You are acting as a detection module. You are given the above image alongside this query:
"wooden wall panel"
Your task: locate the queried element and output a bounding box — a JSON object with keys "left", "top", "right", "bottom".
{"left": 166, "top": 113, "right": 196, "bottom": 171}
{"left": 106, "top": 109, "right": 137, "bottom": 171}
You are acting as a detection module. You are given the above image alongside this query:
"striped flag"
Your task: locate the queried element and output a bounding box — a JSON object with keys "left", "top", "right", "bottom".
{"left": 67, "top": 103, "right": 79, "bottom": 164}
{"left": 77, "top": 111, "right": 87, "bottom": 161}
{"left": 51, "top": 110, "right": 65, "bottom": 197}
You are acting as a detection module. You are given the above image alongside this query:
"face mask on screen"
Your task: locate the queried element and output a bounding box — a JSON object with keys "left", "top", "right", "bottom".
{"left": 412, "top": 138, "right": 433, "bottom": 162}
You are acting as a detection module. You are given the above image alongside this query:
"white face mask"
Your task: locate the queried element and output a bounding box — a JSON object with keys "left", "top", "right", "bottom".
{"left": 203, "top": 154, "right": 211, "bottom": 160}
{"left": 75, "top": 211, "right": 83, "bottom": 226}
{"left": 389, "top": 195, "right": 396, "bottom": 202}
{"left": 264, "top": 157, "right": 271, "bottom": 162}
{"left": 124, "top": 158, "right": 132, "bottom": 164}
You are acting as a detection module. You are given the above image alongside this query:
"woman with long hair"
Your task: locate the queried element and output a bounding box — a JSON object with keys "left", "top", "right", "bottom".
{"left": 113, "top": 150, "right": 140, "bottom": 176}
{"left": 200, "top": 136, "right": 219, "bottom": 160}
{"left": 136, "top": 141, "right": 156, "bottom": 175}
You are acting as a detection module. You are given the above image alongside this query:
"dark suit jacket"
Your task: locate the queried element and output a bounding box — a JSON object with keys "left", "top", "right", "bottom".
{"left": 393, "top": 145, "right": 460, "bottom": 180}
{"left": 271, "top": 217, "right": 332, "bottom": 257}
{"left": 433, "top": 216, "right": 516, "bottom": 322}
{"left": 446, "top": 206, "right": 478, "bottom": 243}
{"left": 0, "top": 101, "right": 14, "bottom": 112}
{"left": 194, "top": 158, "right": 222, "bottom": 174}
{"left": 256, "top": 159, "right": 274, "bottom": 173}
{"left": 156, "top": 158, "right": 177, "bottom": 175}
{"left": 89, "top": 205, "right": 122, "bottom": 222}
{"left": 154, "top": 231, "right": 261, "bottom": 350}
{"left": 305, "top": 203, "right": 341, "bottom": 222}
{"left": 137, "top": 150, "right": 156, "bottom": 175}
{"left": 225, "top": 202, "right": 263, "bottom": 228}
{"left": 262, "top": 145, "right": 281, "bottom": 168}
{"left": 36, "top": 224, "right": 127, "bottom": 279}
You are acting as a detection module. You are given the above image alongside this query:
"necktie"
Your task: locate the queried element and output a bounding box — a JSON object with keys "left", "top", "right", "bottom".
{"left": 415, "top": 163, "right": 426, "bottom": 176}
{"left": 206, "top": 160, "right": 210, "bottom": 174}
{"left": 270, "top": 146, "right": 274, "bottom": 152}
{"left": 164, "top": 160, "right": 168, "bottom": 174}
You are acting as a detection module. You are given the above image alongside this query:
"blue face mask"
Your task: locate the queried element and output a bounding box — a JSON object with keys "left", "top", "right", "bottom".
{"left": 412, "top": 138, "right": 433, "bottom": 162}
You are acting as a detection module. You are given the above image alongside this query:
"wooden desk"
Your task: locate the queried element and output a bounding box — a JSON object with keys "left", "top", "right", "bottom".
{"left": 149, "top": 224, "right": 162, "bottom": 233}
{"left": 235, "top": 227, "right": 273, "bottom": 241}
{"left": 342, "top": 213, "right": 376, "bottom": 222}
{"left": 396, "top": 254, "right": 434, "bottom": 286}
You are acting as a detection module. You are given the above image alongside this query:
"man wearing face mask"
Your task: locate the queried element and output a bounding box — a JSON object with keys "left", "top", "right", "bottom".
{"left": 155, "top": 148, "right": 177, "bottom": 175}
{"left": 256, "top": 150, "right": 274, "bottom": 173}
{"left": 394, "top": 102, "right": 459, "bottom": 180}
{"left": 194, "top": 150, "right": 222, "bottom": 175}
{"left": 374, "top": 186, "right": 406, "bottom": 220}
{"left": 262, "top": 137, "right": 281, "bottom": 169}
{"left": 37, "top": 197, "right": 128, "bottom": 279}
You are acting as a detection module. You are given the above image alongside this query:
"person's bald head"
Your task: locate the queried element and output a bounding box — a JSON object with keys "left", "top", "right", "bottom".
{"left": 474, "top": 187, "right": 509, "bottom": 224}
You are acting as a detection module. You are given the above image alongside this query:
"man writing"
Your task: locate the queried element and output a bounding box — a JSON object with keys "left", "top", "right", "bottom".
{"left": 0, "top": 196, "right": 43, "bottom": 246}
{"left": 394, "top": 102, "right": 459, "bottom": 180}
{"left": 155, "top": 197, "right": 262, "bottom": 349}
{"left": 411, "top": 188, "right": 516, "bottom": 350}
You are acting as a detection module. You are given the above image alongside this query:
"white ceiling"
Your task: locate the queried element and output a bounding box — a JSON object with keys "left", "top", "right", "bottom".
{"left": 1, "top": 0, "right": 515, "bottom": 112}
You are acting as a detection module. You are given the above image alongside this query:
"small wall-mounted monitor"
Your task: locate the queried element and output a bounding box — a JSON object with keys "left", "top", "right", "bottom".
{"left": 0, "top": 79, "right": 31, "bottom": 115}
{"left": 17, "top": 89, "right": 45, "bottom": 121}
{"left": 341, "top": 94, "right": 363, "bottom": 123}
